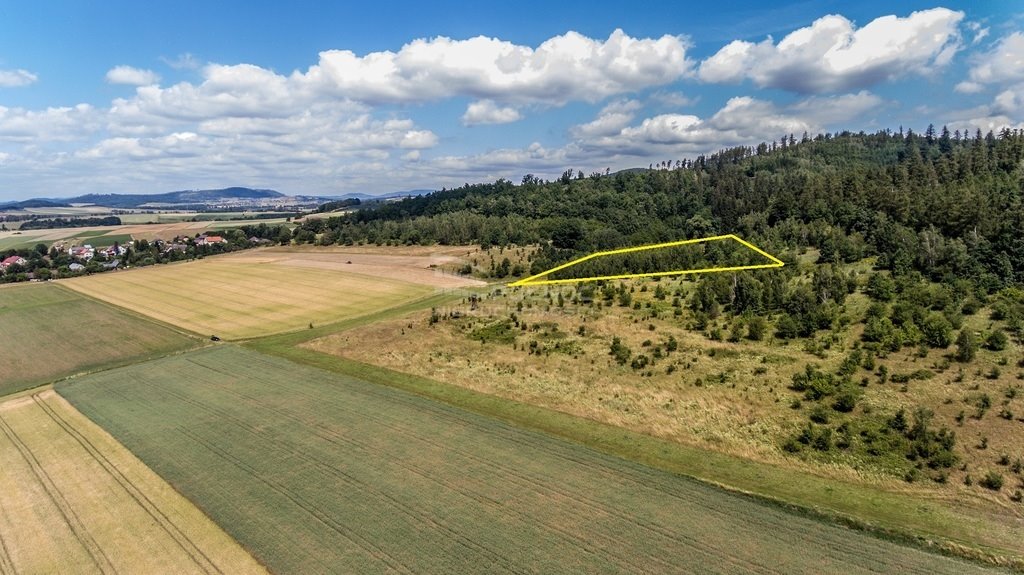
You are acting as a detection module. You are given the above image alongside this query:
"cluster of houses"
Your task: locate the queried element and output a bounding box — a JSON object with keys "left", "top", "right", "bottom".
{"left": 3, "top": 232, "right": 275, "bottom": 280}
{"left": 64, "top": 243, "right": 130, "bottom": 261}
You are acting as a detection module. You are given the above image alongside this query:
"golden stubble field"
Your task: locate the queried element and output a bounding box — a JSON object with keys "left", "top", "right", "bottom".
{"left": 63, "top": 246, "right": 483, "bottom": 340}
{"left": 0, "top": 390, "right": 267, "bottom": 574}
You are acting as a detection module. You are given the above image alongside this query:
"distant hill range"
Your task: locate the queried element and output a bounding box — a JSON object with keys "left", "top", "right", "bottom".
{"left": 325, "top": 189, "right": 434, "bottom": 201}
{"left": 67, "top": 187, "right": 285, "bottom": 208}
{"left": 2, "top": 187, "right": 435, "bottom": 210}
{"left": 0, "top": 198, "right": 73, "bottom": 210}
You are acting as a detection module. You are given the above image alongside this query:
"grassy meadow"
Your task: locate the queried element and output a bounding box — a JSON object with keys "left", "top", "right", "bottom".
{"left": 0, "top": 390, "right": 267, "bottom": 574}
{"left": 0, "top": 283, "right": 198, "bottom": 396}
{"left": 57, "top": 345, "right": 997, "bottom": 574}
{"left": 62, "top": 253, "right": 436, "bottom": 339}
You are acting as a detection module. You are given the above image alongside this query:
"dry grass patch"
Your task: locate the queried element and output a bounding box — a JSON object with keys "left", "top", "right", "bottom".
{"left": 0, "top": 390, "right": 266, "bottom": 574}
{"left": 307, "top": 281, "right": 1024, "bottom": 515}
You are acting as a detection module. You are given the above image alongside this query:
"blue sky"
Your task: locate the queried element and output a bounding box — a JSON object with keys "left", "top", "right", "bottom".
{"left": 1, "top": 1, "right": 1022, "bottom": 200}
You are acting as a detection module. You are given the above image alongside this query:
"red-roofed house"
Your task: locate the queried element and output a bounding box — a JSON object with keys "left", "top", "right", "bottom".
{"left": 196, "top": 235, "right": 226, "bottom": 245}
{"left": 70, "top": 245, "right": 95, "bottom": 260}
{"left": 0, "top": 256, "right": 27, "bottom": 270}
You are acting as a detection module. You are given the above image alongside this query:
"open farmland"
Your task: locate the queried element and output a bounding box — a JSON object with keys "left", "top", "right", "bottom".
{"left": 0, "top": 283, "right": 197, "bottom": 396}
{"left": 0, "top": 390, "right": 267, "bottom": 574}
{"left": 61, "top": 248, "right": 467, "bottom": 339}
{"left": 58, "top": 346, "right": 996, "bottom": 574}
{"left": 0, "top": 217, "right": 291, "bottom": 249}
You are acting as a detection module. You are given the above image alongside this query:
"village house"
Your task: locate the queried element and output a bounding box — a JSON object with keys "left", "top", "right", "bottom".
{"left": 99, "top": 244, "right": 128, "bottom": 258}
{"left": 0, "top": 255, "right": 27, "bottom": 270}
{"left": 69, "top": 245, "right": 95, "bottom": 261}
{"left": 162, "top": 243, "right": 188, "bottom": 254}
{"left": 195, "top": 234, "right": 227, "bottom": 246}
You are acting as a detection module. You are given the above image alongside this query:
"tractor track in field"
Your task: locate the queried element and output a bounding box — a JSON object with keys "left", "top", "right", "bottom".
{"left": 182, "top": 363, "right": 746, "bottom": 574}
{"left": 158, "top": 377, "right": 533, "bottom": 575}
{"left": 0, "top": 529, "right": 16, "bottom": 575}
{"left": 31, "top": 393, "right": 224, "bottom": 575}
{"left": 0, "top": 411, "right": 117, "bottom": 575}
{"left": 177, "top": 427, "right": 416, "bottom": 575}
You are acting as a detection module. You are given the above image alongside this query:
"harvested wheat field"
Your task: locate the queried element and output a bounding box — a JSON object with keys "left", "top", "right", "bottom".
{"left": 61, "top": 248, "right": 463, "bottom": 339}
{"left": 0, "top": 390, "right": 266, "bottom": 574}
{"left": 229, "top": 244, "right": 488, "bottom": 288}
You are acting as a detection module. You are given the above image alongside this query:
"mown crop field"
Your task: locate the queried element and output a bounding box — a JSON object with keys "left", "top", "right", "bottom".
{"left": 0, "top": 283, "right": 197, "bottom": 396}
{"left": 0, "top": 390, "right": 267, "bottom": 574}
{"left": 62, "top": 253, "right": 436, "bottom": 339}
{"left": 58, "top": 346, "right": 995, "bottom": 574}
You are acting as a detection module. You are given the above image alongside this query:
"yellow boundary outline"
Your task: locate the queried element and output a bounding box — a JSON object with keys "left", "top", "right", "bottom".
{"left": 509, "top": 234, "right": 783, "bottom": 287}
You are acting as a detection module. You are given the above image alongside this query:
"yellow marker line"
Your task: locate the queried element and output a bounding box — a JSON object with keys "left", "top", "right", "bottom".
{"left": 509, "top": 234, "right": 783, "bottom": 287}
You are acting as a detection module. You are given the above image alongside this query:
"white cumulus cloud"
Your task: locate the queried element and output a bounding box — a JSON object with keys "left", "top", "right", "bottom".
{"left": 462, "top": 100, "right": 522, "bottom": 125}
{"left": 575, "top": 92, "right": 883, "bottom": 156}
{"left": 698, "top": 8, "right": 964, "bottom": 93}
{"left": 960, "top": 32, "right": 1024, "bottom": 88}
{"left": 571, "top": 99, "right": 642, "bottom": 138}
{"left": 303, "top": 29, "right": 692, "bottom": 105}
{"left": 0, "top": 69, "right": 38, "bottom": 88}
{"left": 105, "top": 65, "right": 161, "bottom": 86}
{"left": 950, "top": 32, "right": 1024, "bottom": 129}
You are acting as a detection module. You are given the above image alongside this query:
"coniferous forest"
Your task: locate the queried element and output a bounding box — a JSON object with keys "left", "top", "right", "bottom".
{"left": 298, "top": 127, "right": 1024, "bottom": 289}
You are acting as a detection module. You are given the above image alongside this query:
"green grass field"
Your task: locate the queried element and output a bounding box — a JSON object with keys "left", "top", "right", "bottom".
{"left": 91, "top": 232, "right": 133, "bottom": 246}
{"left": 0, "top": 234, "right": 43, "bottom": 250}
{"left": 58, "top": 346, "right": 996, "bottom": 574}
{"left": 0, "top": 283, "right": 198, "bottom": 396}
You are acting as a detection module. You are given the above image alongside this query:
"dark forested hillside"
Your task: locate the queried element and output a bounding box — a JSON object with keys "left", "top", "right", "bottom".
{"left": 300, "top": 127, "right": 1024, "bottom": 287}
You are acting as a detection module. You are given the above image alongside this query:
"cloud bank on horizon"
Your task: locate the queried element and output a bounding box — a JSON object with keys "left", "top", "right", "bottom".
{"left": 0, "top": 3, "right": 1021, "bottom": 199}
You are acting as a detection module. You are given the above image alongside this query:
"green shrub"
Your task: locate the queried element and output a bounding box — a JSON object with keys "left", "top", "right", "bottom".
{"left": 955, "top": 330, "right": 977, "bottom": 362}
{"left": 979, "top": 471, "right": 1004, "bottom": 491}
{"left": 986, "top": 330, "right": 1008, "bottom": 351}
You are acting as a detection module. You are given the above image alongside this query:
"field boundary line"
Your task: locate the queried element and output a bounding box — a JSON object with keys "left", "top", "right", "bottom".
{"left": 0, "top": 411, "right": 117, "bottom": 574}
{"left": 240, "top": 290, "right": 462, "bottom": 345}
{"left": 0, "top": 342, "right": 212, "bottom": 404}
{"left": 31, "top": 393, "right": 223, "bottom": 575}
